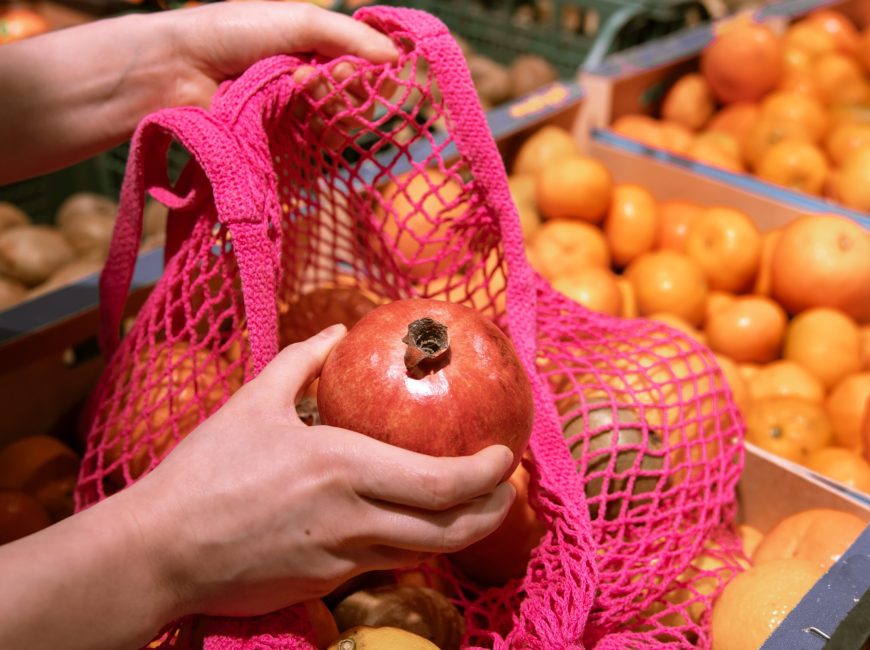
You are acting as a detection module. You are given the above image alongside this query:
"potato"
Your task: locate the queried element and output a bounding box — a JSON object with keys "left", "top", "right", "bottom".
{"left": 509, "top": 54, "right": 558, "bottom": 99}
{"left": 28, "top": 258, "right": 103, "bottom": 298}
{"left": 0, "top": 276, "right": 26, "bottom": 310}
{"left": 332, "top": 586, "right": 463, "bottom": 650}
{"left": 467, "top": 55, "right": 512, "bottom": 107}
{"left": 0, "top": 202, "right": 29, "bottom": 233}
{"left": 0, "top": 226, "right": 75, "bottom": 286}
{"left": 59, "top": 211, "right": 115, "bottom": 257}
{"left": 56, "top": 192, "right": 116, "bottom": 228}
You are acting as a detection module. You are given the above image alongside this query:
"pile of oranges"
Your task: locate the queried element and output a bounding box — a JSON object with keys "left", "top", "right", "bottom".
{"left": 512, "top": 123, "right": 870, "bottom": 496}
{"left": 712, "top": 508, "right": 866, "bottom": 649}
{"left": 610, "top": 8, "right": 870, "bottom": 213}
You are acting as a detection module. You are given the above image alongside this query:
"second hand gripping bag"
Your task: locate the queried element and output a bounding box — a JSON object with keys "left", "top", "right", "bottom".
{"left": 76, "top": 6, "right": 747, "bottom": 649}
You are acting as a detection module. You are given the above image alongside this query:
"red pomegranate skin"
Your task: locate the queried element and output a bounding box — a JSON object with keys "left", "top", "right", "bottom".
{"left": 317, "top": 298, "right": 534, "bottom": 471}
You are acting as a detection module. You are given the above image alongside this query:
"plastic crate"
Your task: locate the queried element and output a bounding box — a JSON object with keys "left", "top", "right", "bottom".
{"left": 338, "top": 0, "right": 712, "bottom": 77}
{"left": 0, "top": 143, "right": 189, "bottom": 226}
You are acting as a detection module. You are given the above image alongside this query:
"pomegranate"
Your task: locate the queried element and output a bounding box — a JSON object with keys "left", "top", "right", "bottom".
{"left": 317, "top": 298, "right": 533, "bottom": 473}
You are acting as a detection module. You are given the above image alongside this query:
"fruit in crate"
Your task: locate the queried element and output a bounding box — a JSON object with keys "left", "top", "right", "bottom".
{"left": 0, "top": 435, "right": 80, "bottom": 521}
{"left": 317, "top": 298, "right": 533, "bottom": 473}
{"left": 0, "top": 490, "right": 51, "bottom": 545}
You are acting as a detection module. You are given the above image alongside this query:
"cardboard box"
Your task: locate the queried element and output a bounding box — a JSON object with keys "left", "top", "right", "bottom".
{"left": 577, "top": 0, "right": 870, "bottom": 226}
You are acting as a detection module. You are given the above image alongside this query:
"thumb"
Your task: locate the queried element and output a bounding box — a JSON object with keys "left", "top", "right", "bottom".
{"left": 254, "top": 324, "right": 347, "bottom": 405}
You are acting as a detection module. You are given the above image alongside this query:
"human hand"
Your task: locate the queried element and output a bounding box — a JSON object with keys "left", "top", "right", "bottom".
{"left": 122, "top": 324, "right": 516, "bottom": 619}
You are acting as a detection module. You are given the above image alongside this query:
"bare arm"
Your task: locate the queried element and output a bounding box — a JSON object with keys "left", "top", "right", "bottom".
{"left": 0, "top": 327, "right": 515, "bottom": 650}
{"left": 0, "top": 2, "right": 397, "bottom": 184}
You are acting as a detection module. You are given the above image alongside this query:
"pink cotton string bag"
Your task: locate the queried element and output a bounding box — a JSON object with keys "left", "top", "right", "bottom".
{"left": 76, "top": 6, "right": 746, "bottom": 649}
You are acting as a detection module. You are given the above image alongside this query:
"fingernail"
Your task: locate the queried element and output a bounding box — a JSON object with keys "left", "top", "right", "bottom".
{"left": 318, "top": 323, "right": 347, "bottom": 339}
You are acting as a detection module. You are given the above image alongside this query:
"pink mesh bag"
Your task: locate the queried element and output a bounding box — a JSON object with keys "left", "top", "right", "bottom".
{"left": 77, "top": 6, "right": 746, "bottom": 649}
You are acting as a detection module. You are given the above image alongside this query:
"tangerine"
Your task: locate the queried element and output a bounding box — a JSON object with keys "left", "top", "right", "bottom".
{"left": 551, "top": 267, "right": 623, "bottom": 317}
{"left": 748, "top": 360, "right": 826, "bottom": 404}
{"left": 685, "top": 206, "right": 762, "bottom": 293}
{"left": 829, "top": 148, "right": 870, "bottom": 212}
{"left": 705, "top": 290, "right": 737, "bottom": 323}
{"left": 812, "top": 53, "right": 866, "bottom": 105}
{"left": 625, "top": 250, "right": 709, "bottom": 326}
{"left": 604, "top": 184, "right": 659, "bottom": 268}
{"left": 783, "top": 307, "right": 862, "bottom": 390}
{"left": 655, "top": 199, "right": 703, "bottom": 251}
{"left": 803, "top": 447, "right": 870, "bottom": 493}
{"left": 0, "top": 490, "right": 51, "bottom": 545}
{"left": 705, "top": 296, "right": 787, "bottom": 363}
{"left": 804, "top": 9, "right": 860, "bottom": 55}
{"left": 715, "top": 353, "right": 753, "bottom": 414}
{"left": 770, "top": 214, "right": 870, "bottom": 321}
{"left": 759, "top": 92, "right": 829, "bottom": 142}
{"left": 745, "top": 396, "right": 834, "bottom": 462}
{"left": 706, "top": 102, "right": 760, "bottom": 157}
{"left": 611, "top": 114, "right": 666, "bottom": 149}
{"left": 535, "top": 154, "right": 613, "bottom": 223}
{"left": 755, "top": 140, "right": 829, "bottom": 196}
{"left": 661, "top": 73, "right": 715, "bottom": 131}
{"left": 826, "top": 372, "right": 870, "bottom": 449}
{"left": 513, "top": 125, "right": 578, "bottom": 176}
{"left": 752, "top": 228, "right": 782, "bottom": 297}
{"left": 701, "top": 21, "right": 783, "bottom": 104}
{"left": 530, "top": 219, "right": 610, "bottom": 280}
{"left": 824, "top": 122, "right": 870, "bottom": 166}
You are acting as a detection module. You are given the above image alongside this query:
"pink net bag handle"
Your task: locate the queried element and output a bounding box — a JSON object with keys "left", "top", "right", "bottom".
{"left": 99, "top": 107, "right": 279, "bottom": 375}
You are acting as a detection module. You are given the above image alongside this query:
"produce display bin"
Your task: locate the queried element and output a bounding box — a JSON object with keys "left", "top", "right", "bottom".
{"left": 577, "top": 0, "right": 870, "bottom": 223}
{"left": 338, "top": 0, "right": 712, "bottom": 77}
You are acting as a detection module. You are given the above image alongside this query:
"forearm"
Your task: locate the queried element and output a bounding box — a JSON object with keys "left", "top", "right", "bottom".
{"left": 0, "top": 486, "right": 180, "bottom": 650}
{"left": 0, "top": 12, "right": 182, "bottom": 185}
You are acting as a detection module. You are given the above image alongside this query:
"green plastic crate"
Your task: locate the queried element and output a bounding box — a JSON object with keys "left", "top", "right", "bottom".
{"left": 0, "top": 143, "right": 189, "bottom": 226}
{"left": 338, "top": 0, "right": 711, "bottom": 77}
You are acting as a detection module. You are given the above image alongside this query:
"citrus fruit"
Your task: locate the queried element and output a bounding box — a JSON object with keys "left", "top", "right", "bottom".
{"left": 705, "top": 296, "right": 787, "bottom": 363}
{"left": 625, "top": 250, "right": 708, "bottom": 326}
{"left": 706, "top": 102, "right": 760, "bottom": 156}
{"left": 824, "top": 122, "right": 870, "bottom": 166}
{"left": 0, "top": 435, "right": 79, "bottom": 521}
{"left": 825, "top": 372, "right": 870, "bottom": 449}
{"left": 711, "top": 558, "right": 822, "bottom": 650}
{"left": 611, "top": 114, "right": 666, "bottom": 149}
{"left": 743, "top": 118, "right": 813, "bottom": 170}
{"left": 655, "top": 199, "right": 703, "bottom": 251}
{"left": 785, "top": 21, "right": 838, "bottom": 57}
{"left": 659, "top": 121, "right": 695, "bottom": 155}
{"left": 535, "top": 154, "right": 612, "bottom": 223}
{"left": 738, "top": 524, "right": 763, "bottom": 558}
{"left": 803, "top": 9, "right": 860, "bottom": 55}
{"left": 551, "top": 267, "right": 622, "bottom": 317}
{"left": 661, "top": 73, "right": 715, "bottom": 131}
{"left": 530, "top": 219, "right": 609, "bottom": 280}
{"left": 705, "top": 290, "right": 737, "bottom": 323}
{"left": 752, "top": 508, "right": 865, "bottom": 570}
{"left": 812, "top": 52, "right": 866, "bottom": 105}
{"left": 0, "top": 490, "right": 51, "bottom": 545}
{"left": 759, "top": 92, "right": 829, "bottom": 142}
{"left": 648, "top": 313, "right": 706, "bottom": 344}
{"left": 715, "top": 353, "right": 752, "bottom": 414}
{"left": 829, "top": 148, "right": 870, "bottom": 212}
{"left": 755, "top": 140, "right": 829, "bottom": 196}
{"left": 685, "top": 206, "right": 762, "bottom": 293}
{"left": 513, "top": 125, "right": 577, "bottom": 176}
{"left": 861, "top": 324, "right": 870, "bottom": 371}
{"left": 783, "top": 308, "right": 862, "bottom": 390}
{"left": 752, "top": 228, "right": 782, "bottom": 297}
{"left": 617, "top": 278, "right": 638, "bottom": 318}
{"left": 803, "top": 447, "right": 870, "bottom": 493}
{"left": 686, "top": 132, "right": 745, "bottom": 172}
{"left": 604, "top": 184, "right": 659, "bottom": 268}
{"left": 770, "top": 214, "right": 870, "bottom": 321}
{"left": 748, "top": 360, "right": 825, "bottom": 404}
{"left": 745, "top": 396, "right": 834, "bottom": 462}
{"left": 701, "top": 21, "right": 784, "bottom": 104}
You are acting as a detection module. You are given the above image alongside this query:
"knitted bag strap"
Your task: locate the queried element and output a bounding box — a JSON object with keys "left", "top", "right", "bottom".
{"left": 99, "top": 106, "right": 279, "bottom": 375}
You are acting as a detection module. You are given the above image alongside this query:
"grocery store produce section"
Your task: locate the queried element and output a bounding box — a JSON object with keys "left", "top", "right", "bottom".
{"left": 1, "top": 0, "right": 869, "bottom": 649}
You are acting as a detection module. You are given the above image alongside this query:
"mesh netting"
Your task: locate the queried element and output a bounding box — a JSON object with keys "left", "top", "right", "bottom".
{"left": 76, "top": 7, "right": 746, "bottom": 649}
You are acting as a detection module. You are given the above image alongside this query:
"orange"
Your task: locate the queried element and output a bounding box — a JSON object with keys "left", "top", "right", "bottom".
{"left": 685, "top": 206, "right": 762, "bottom": 293}
{"left": 659, "top": 121, "right": 695, "bottom": 156}
{"left": 770, "top": 214, "right": 870, "bottom": 321}
{"left": 705, "top": 290, "right": 736, "bottom": 323}
{"left": 513, "top": 125, "right": 578, "bottom": 176}
{"left": 655, "top": 199, "right": 702, "bottom": 251}
{"left": 812, "top": 53, "right": 867, "bottom": 105}
{"left": 755, "top": 140, "right": 829, "bottom": 196}
{"left": 824, "top": 122, "right": 870, "bottom": 166}
{"left": 745, "top": 396, "right": 834, "bottom": 462}
{"left": 759, "top": 92, "right": 829, "bottom": 142}
{"left": 783, "top": 307, "right": 862, "bottom": 390}
{"left": 715, "top": 353, "right": 752, "bottom": 414}
{"left": 776, "top": 68, "right": 821, "bottom": 99}
{"left": 706, "top": 102, "right": 760, "bottom": 155}
{"left": 648, "top": 313, "right": 706, "bottom": 344}
{"left": 0, "top": 490, "right": 51, "bottom": 545}
{"left": 551, "top": 267, "right": 622, "bottom": 317}
{"left": 685, "top": 132, "right": 745, "bottom": 172}
{"left": 861, "top": 324, "right": 870, "bottom": 371}
{"left": 829, "top": 148, "right": 870, "bottom": 212}
{"left": 508, "top": 175, "right": 540, "bottom": 242}
{"left": 375, "top": 168, "right": 469, "bottom": 279}
{"left": 804, "top": 9, "right": 860, "bottom": 55}
{"left": 752, "top": 228, "right": 782, "bottom": 296}
{"left": 859, "top": 28, "right": 870, "bottom": 74}
{"left": 701, "top": 21, "right": 783, "bottom": 104}
{"left": 864, "top": 396, "right": 870, "bottom": 464}
{"left": 705, "top": 296, "right": 787, "bottom": 363}
{"left": 535, "top": 154, "right": 613, "bottom": 223}
{"left": 752, "top": 508, "right": 865, "bottom": 570}
{"left": 530, "top": 219, "right": 609, "bottom": 281}
{"left": 748, "top": 360, "right": 825, "bottom": 404}
{"left": 743, "top": 117, "right": 813, "bottom": 170}
{"left": 803, "top": 447, "right": 870, "bottom": 493}
{"left": 711, "top": 558, "right": 822, "bottom": 650}
{"left": 738, "top": 524, "right": 764, "bottom": 558}
{"left": 0, "top": 435, "right": 79, "bottom": 522}
{"left": 661, "top": 73, "right": 715, "bottom": 131}
{"left": 611, "top": 114, "right": 666, "bottom": 149}
{"left": 617, "top": 278, "right": 638, "bottom": 319}
{"left": 826, "top": 372, "right": 870, "bottom": 449}
{"left": 739, "top": 363, "right": 760, "bottom": 382}
{"left": 784, "top": 21, "right": 838, "bottom": 58}
{"left": 782, "top": 45, "right": 814, "bottom": 75}
{"left": 603, "top": 184, "right": 659, "bottom": 268}
{"left": 625, "top": 250, "right": 708, "bottom": 326}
